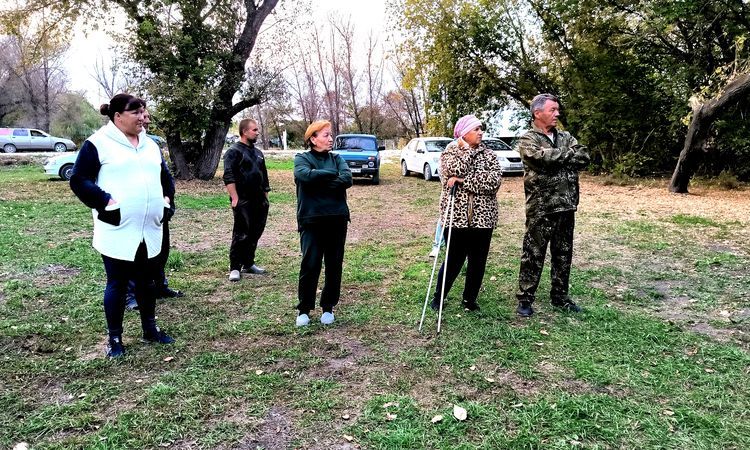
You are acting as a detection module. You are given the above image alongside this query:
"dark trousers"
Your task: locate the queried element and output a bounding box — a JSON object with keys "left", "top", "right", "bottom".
{"left": 433, "top": 227, "right": 493, "bottom": 304}
{"left": 102, "top": 242, "right": 161, "bottom": 337}
{"left": 297, "top": 220, "right": 347, "bottom": 313}
{"left": 127, "top": 222, "right": 170, "bottom": 298}
{"left": 516, "top": 211, "right": 576, "bottom": 303}
{"left": 230, "top": 198, "right": 269, "bottom": 271}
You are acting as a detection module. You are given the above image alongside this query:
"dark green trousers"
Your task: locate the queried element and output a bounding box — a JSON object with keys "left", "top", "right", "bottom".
{"left": 516, "top": 210, "right": 575, "bottom": 303}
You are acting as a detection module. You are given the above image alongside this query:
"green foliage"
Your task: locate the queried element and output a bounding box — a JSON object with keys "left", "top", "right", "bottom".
{"left": 393, "top": 0, "right": 750, "bottom": 179}
{"left": 50, "top": 93, "right": 103, "bottom": 144}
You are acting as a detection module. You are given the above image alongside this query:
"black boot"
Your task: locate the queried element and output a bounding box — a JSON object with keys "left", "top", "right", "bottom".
{"left": 142, "top": 326, "right": 175, "bottom": 344}
{"left": 516, "top": 301, "right": 534, "bottom": 317}
{"left": 462, "top": 300, "right": 480, "bottom": 312}
{"left": 107, "top": 335, "right": 125, "bottom": 358}
{"left": 551, "top": 297, "right": 581, "bottom": 313}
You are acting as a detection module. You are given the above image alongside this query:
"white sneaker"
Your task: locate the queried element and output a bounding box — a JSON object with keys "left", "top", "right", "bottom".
{"left": 296, "top": 313, "right": 310, "bottom": 327}
{"left": 428, "top": 247, "right": 439, "bottom": 258}
{"left": 228, "top": 270, "right": 240, "bottom": 282}
{"left": 320, "top": 312, "right": 335, "bottom": 325}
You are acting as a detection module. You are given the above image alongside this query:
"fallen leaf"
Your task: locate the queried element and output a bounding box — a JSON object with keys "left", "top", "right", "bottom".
{"left": 453, "top": 404, "right": 467, "bottom": 421}
{"left": 663, "top": 409, "right": 675, "bottom": 416}
{"left": 511, "top": 403, "right": 524, "bottom": 408}
{"left": 535, "top": 342, "right": 544, "bottom": 347}
{"left": 255, "top": 369, "right": 264, "bottom": 375}
{"left": 342, "top": 414, "right": 350, "bottom": 420}
{"left": 485, "top": 377, "right": 495, "bottom": 383}
{"left": 539, "top": 329, "right": 550, "bottom": 335}
{"left": 64, "top": 346, "right": 73, "bottom": 352}
{"left": 13, "top": 443, "right": 29, "bottom": 450}
{"left": 431, "top": 414, "right": 444, "bottom": 423}
{"left": 469, "top": 365, "right": 476, "bottom": 371}
{"left": 78, "top": 393, "right": 87, "bottom": 399}
{"left": 382, "top": 402, "right": 400, "bottom": 408}
{"left": 135, "top": 379, "right": 143, "bottom": 383}
{"left": 343, "top": 435, "right": 354, "bottom": 442}
{"left": 704, "top": 368, "right": 715, "bottom": 373}
{"left": 490, "top": 276, "right": 497, "bottom": 281}
{"left": 386, "top": 413, "right": 397, "bottom": 421}
{"left": 569, "top": 439, "right": 582, "bottom": 446}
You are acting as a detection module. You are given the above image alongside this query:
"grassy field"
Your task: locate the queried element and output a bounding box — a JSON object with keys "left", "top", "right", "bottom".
{"left": 1, "top": 156, "right": 749, "bottom": 449}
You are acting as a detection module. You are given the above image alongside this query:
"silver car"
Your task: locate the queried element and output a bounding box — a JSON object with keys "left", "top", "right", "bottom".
{"left": 0, "top": 128, "right": 77, "bottom": 153}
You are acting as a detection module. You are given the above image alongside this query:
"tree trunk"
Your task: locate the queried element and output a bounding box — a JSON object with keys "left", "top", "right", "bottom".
{"left": 669, "top": 72, "right": 750, "bottom": 193}
{"left": 166, "top": 133, "right": 194, "bottom": 180}
{"left": 195, "top": 121, "right": 230, "bottom": 180}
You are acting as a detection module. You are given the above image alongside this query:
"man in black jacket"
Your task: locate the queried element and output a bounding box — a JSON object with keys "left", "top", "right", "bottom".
{"left": 223, "top": 118, "right": 270, "bottom": 281}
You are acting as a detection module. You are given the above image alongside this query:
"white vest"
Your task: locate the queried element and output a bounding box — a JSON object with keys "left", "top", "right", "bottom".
{"left": 87, "top": 122, "right": 165, "bottom": 261}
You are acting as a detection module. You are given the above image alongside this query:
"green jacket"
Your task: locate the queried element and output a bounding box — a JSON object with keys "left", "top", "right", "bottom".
{"left": 518, "top": 124, "right": 590, "bottom": 217}
{"left": 293, "top": 150, "right": 353, "bottom": 230}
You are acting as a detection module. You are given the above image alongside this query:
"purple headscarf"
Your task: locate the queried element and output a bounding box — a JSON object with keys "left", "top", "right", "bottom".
{"left": 453, "top": 115, "right": 482, "bottom": 139}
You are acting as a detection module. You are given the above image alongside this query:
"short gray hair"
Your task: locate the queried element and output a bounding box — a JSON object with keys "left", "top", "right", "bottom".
{"left": 530, "top": 93, "right": 559, "bottom": 118}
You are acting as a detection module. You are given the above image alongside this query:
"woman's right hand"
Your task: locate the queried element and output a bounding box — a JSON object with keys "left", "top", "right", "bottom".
{"left": 107, "top": 198, "right": 117, "bottom": 206}
{"left": 446, "top": 177, "right": 464, "bottom": 187}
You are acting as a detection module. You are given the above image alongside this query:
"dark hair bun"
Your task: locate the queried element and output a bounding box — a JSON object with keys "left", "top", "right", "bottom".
{"left": 100, "top": 104, "right": 110, "bottom": 116}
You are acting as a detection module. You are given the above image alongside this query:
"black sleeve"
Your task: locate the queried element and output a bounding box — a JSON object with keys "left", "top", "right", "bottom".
{"left": 222, "top": 147, "right": 238, "bottom": 185}
{"left": 69, "top": 141, "right": 111, "bottom": 209}
{"left": 260, "top": 151, "right": 270, "bottom": 193}
{"left": 160, "top": 158, "right": 176, "bottom": 202}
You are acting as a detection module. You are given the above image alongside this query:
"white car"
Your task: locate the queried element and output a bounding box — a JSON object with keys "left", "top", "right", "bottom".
{"left": 400, "top": 137, "right": 453, "bottom": 181}
{"left": 43, "top": 152, "right": 78, "bottom": 180}
{"left": 483, "top": 138, "right": 524, "bottom": 175}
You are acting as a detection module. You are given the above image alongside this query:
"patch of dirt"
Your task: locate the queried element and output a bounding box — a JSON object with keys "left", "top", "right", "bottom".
{"left": 237, "top": 406, "right": 294, "bottom": 450}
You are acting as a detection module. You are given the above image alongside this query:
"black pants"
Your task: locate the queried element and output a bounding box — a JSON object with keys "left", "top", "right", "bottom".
{"left": 433, "top": 227, "right": 493, "bottom": 304}
{"left": 230, "top": 198, "right": 269, "bottom": 271}
{"left": 297, "top": 220, "right": 347, "bottom": 314}
{"left": 516, "top": 211, "right": 576, "bottom": 303}
{"left": 102, "top": 242, "right": 160, "bottom": 337}
{"left": 127, "top": 222, "right": 171, "bottom": 298}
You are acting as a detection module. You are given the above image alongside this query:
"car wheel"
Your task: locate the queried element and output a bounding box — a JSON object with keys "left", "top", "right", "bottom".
{"left": 54, "top": 142, "right": 67, "bottom": 152}
{"left": 3, "top": 143, "right": 17, "bottom": 153}
{"left": 401, "top": 160, "right": 409, "bottom": 176}
{"left": 423, "top": 163, "right": 433, "bottom": 181}
{"left": 372, "top": 171, "right": 380, "bottom": 185}
{"left": 59, "top": 164, "right": 74, "bottom": 181}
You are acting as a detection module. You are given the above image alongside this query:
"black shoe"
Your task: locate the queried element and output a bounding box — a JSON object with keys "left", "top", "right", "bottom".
{"left": 107, "top": 336, "right": 125, "bottom": 358}
{"left": 241, "top": 264, "right": 267, "bottom": 275}
{"left": 551, "top": 298, "right": 582, "bottom": 313}
{"left": 142, "top": 327, "right": 175, "bottom": 344}
{"left": 462, "top": 301, "right": 480, "bottom": 312}
{"left": 516, "top": 301, "right": 534, "bottom": 317}
{"left": 158, "top": 287, "right": 184, "bottom": 298}
{"left": 125, "top": 296, "right": 139, "bottom": 311}
{"left": 430, "top": 297, "right": 444, "bottom": 312}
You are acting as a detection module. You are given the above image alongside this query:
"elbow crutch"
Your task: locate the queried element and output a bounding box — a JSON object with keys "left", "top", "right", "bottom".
{"left": 419, "top": 184, "right": 457, "bottom": 333}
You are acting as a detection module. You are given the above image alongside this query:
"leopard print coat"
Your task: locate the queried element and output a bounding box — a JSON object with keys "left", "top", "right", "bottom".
{"left": 438, "top": 140, "right": 503, "bottom": 229}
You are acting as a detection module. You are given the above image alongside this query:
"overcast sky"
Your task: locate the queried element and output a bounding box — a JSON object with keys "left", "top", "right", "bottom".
{"left": 67, "top": 0, "right": 389, "bottom": 105}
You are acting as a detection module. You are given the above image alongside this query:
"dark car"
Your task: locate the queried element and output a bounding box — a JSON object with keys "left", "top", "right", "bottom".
{"left": 333, "top": 133, "right": 383, "bottom": 185}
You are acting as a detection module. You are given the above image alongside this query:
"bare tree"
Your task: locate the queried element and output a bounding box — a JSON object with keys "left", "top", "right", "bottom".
{"left": 364, "top": 32, "right": 385, "bottom": 134}
{"left": 331, "top": 17, "right": 363, "bottom": 132}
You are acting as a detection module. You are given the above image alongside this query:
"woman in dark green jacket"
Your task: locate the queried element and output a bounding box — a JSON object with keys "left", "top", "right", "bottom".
{"left": 293, "top": 120, "right": 353, "bottom": 326}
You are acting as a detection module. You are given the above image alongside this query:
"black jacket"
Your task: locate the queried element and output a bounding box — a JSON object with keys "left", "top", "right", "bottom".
{"left": 222, "top": 141, "right": 270, "bottom": 201}
{"left": 293, "top": 150, "right": 353, "bottom": 230}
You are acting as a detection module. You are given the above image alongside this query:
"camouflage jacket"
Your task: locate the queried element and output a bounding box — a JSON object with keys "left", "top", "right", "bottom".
{"left": 518, "top": 124, "right": 590, "bottom": 217}
{"left": 438, "top": 140, "right": 502, "bottom": 228}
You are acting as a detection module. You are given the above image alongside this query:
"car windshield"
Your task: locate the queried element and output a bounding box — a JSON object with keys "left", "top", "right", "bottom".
{"left": 483, "top": 139, "right": 512, "bottom": 151}
{"left": 335, "top": 136, "right": 377, "bottom": 151}
{"left": 425, "top": 140, "right": 452, "bottom": 152}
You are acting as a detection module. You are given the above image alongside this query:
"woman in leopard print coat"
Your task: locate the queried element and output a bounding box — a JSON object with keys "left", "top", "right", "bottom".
{"left": 431, "top": 115, "right": 502, "bottom": 312}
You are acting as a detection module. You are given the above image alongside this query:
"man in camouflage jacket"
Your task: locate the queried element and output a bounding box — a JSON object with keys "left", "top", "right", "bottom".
{"left": 516, "top": 94, "right": 590, "bottom": 317}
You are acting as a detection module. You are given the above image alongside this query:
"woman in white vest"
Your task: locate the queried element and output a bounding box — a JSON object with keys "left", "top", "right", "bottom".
{"left": 70, "top": 93, "right": 175, "bottom": 358}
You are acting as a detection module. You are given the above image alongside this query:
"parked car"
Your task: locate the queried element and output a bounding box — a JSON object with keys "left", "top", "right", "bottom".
{"left": 43, "top": 152, "right": 78, "bottom": 181}
{"left": 400, "top": 137, "right": 453, "bottom": 181}
{"left": 332, "top": 133, "right": 383, "bottom": 185}
{"left": 483, "top": 137, "right": 524, "bottom": 175}
{"left": 0, "top": 128, "right": 76, "bottom": 153}
{"left": 43, "top": 135, "right": 166, "bottom": 181}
